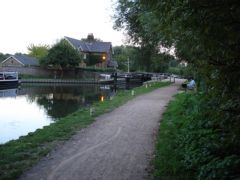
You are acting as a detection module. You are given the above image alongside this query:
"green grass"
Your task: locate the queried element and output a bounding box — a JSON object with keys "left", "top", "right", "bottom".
{"left": 153, "top": 90, "right": 240, "bottom": 179}
{"left": 0, "top": 81, "right": 171, "bottom": 180}
{"left": 153, "top": 93, "right": 187, "bottom": 179}
{"left": 153, "top": 92, "right": 198, "bottom": 180}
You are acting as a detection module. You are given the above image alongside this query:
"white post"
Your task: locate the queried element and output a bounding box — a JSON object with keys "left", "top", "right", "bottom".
{"left": 131, "top": 90, "right": 135, "bottom": 96}
{"left": 127, "top": 58, "right": 130, "bottom": 73}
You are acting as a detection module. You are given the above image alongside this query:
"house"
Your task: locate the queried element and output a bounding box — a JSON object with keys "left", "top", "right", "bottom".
{"left": 64, "top": 34, "right": 118, "bottom": 68}
{"left": 1, "top": 54, "right": 39, "bottom": 67}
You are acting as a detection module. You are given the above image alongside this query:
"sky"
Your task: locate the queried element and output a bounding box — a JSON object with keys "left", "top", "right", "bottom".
{"left": 0, "top": 0, "right": 125, "bottom": 54}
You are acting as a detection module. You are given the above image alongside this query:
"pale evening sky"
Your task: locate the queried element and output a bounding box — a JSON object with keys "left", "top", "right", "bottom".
{"left": 0, "top": 0, "right": 124, "bottom": 54}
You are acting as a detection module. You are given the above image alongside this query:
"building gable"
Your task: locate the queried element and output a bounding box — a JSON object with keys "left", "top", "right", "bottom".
{"left": 1, "top": 56, "right": 24, "bottom": 67}
{"left": 64, "top": 36, "right": 114, "bottom": 68}
{"left": 1, "top": 55, "right": 39, "bottom": 67}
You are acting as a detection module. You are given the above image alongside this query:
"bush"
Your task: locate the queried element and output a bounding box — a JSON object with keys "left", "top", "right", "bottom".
{"left": 154, "top": 92, "right": 240, "bottom": 179}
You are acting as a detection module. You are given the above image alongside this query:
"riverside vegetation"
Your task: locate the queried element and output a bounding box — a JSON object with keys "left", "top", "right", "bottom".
{"left": 154, "top": 92, "right": 239, "bottom": 179}
{"left": 0, "top": 81, "right": 170, "bottom": 180}
{"left": 114, "top": 0, "right": 240, "bottom": 179}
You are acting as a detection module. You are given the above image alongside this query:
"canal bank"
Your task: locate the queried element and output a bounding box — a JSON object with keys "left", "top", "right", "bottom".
{"left": 0, "top": 84, "right": 116, "bottom": 144}
{"left": 19, "top": 80, "right": 183, "bottom": 180}
{"left": 20, "top": 79, "right": 114, "bottom": 84}
{"left": 0, "top": 81, "right": 172, "bottom": 179}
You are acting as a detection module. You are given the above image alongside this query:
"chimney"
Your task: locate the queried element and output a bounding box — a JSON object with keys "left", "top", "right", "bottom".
{"left": 87, "top": 33, "right": 94, "bottom": 41}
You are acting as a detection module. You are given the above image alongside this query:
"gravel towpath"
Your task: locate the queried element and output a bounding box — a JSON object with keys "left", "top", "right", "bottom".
{"left": 20, "top": 80, "right": 182, "bottom": 180}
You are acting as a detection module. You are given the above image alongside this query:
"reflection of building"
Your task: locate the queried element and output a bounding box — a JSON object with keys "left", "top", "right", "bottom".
{"left": 64, "top": 34, "right": 118, "bottom": 68}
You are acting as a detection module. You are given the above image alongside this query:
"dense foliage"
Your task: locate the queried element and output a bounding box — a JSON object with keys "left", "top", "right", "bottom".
{"left": 40, "top": 39, "right": 82, "bottom": 68}
{"left": 0, "top": 53, "right": 10, "bottom": 62}
{"left": 113, "top": 2, "right": 176, "bottom": 72}
{"left": 27, "top": 44, "right": 49, "bottom": 60}
{"left": 113, "top": 45, "right": 175, "bottom": 72}
{"left": 155, "top": 93, "right": 240, "bottom": 179}
{"left": 113, "top": 46, "right": 140, "bottom": 71}
{"left": 114, "top": 0, "right": 240, "bottom": 178}
{"left": 85, "top": 54, "right": 103, "bottom": 66}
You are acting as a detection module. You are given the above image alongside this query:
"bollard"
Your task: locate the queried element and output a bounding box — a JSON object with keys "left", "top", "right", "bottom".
{"left": 90, "top": 107, "right": 95, "bottom": 116}
{"left": 131, "top": 90, "right": 135, "bottom": 96}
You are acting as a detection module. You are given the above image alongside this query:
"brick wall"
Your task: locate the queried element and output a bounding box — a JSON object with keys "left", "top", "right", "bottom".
{"left": 0, "top": 66, "right": 99, "bottom": 79}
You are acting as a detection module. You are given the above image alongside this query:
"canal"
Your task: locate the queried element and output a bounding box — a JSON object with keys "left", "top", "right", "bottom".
{"left": 0, "top": 84, "right": 118, "bottom": 144}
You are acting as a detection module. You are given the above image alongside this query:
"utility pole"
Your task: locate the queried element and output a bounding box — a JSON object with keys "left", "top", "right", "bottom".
{"left": 127, "top": 57, "right": 130, "bottom": 73}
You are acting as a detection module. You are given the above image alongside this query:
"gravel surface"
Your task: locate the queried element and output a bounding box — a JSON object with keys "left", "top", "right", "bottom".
{"left": 20, "top": 80, "right": 183, "bottom": 180}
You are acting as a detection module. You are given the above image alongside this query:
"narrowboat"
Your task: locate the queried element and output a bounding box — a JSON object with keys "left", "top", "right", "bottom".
{"left": 0, "top": 72, "right": 19, "bottom": 89}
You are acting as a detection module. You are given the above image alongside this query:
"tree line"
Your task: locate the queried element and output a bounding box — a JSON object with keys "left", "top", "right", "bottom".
{"left": 2, "top": 39, "right": 185, "bottom": 74}
{"left": 113, "top": 0, "right": 240, "bottom": 179}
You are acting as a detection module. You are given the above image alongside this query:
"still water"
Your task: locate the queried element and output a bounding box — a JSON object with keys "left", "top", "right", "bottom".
{"left": 0, "top": 84, "right": 116, "bottom": 144}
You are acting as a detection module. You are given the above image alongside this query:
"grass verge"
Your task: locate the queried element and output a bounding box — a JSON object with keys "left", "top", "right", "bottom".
{"left": 153, "top": 93, "right": 190, "bottom": 179}
{"left": 153, "top": 90, "right": 240, "bottom": 179}
{"left": 153, "top": 92, "right": 200, "bottom": 180}
{"left": 0, "top": 81, "right": 171, "bottom": 180}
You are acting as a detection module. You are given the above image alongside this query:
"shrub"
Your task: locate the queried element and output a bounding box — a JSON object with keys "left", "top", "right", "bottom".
{"left": 154, "top": 93, "right": 240, "bottom": 179}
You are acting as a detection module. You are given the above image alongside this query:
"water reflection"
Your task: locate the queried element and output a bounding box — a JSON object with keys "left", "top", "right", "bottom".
{"left": 0, "top": 84, "right": 116, "bottom": 144}
{"left": 20, "top": 84, "right": 116, "bottom": 119}
{"left": 0, "top": 88, "right": 18, "bottom": 97}
{"left": 0, "top": 94, "right": 52, "bottom": 144}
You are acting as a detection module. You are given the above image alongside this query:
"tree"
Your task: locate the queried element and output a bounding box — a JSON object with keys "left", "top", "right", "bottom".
{"left": 113, "top": 46, "right": 141, "bottom": 71}
{"left": 114, "top": 0, "right": 240, "bottom": 178}
{"left": 27, "top": 44, "right": 49, "bottom": 60}
{"left": 85, "top": 54, "right": 102, "bottom": 66}
{"left": 41, "top": 39, "right": 82, "bottom": 68}
{"left": 113, "top": 0, "right": 149, "bottom": 69}
{"left": 0, "top": 53, "right": 10, "bottom": 62}
{"left": 113, "top": 1, "right": 172, "bottom": 71}
{"left": 113, "top": 45, "right": 175, "bottom": 72}
{"left": 151, "top": 53, "right": 175, "bottom": 73}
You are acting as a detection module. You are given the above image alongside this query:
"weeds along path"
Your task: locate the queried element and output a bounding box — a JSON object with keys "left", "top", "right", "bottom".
{"left": 20, "top": 80, "right": 183, "bottom": 180}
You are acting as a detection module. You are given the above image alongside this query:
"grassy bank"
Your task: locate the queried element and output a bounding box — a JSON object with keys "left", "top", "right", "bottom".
{"left": 153, "top": 92, "right": 240, "bottom": 179}
{"left": 153, "top": 93, "right": 196, "bottom": 179}
{"left": 0, "top": 81, "right": 171, "bottom": 180}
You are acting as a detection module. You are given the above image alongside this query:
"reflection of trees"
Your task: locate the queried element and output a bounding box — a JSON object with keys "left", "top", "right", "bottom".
{"left": 36, "top": 96, "right": 80, "bottom": 119}
{"left": 20, "top": 85, "right": 115, "bottom": 120}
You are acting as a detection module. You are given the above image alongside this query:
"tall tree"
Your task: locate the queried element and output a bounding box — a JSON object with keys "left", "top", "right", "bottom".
{"left": 114, "top": 0, "right": 178, "bottom": 72}
{"left": 113, "top": 0, "right": 163, "bottom": 71}
{"left": 27, "top": 44, "right": 49, "bottom": 60}
{"left": 41, "top": 39, "right": 82, "bottom": 68}
{"left": 114, "top": 0, "right": 240, "bottom": 178}
{"left": 113, "top": 46, "right": 141, "bottom": 71}
{"left": 0, "top": 53, "right": 10, "bottom": 62}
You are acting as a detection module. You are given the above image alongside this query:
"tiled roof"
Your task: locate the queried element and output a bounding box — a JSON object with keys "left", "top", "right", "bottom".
{"left": 14, "top": 54, "right": 39, "bottom": 66}
{"left": 65, "top": 36, "right": 112, "bottom": 53}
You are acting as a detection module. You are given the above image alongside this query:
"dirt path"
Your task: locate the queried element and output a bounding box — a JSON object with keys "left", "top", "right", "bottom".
{"left": 20, "top": 80, "right": 183, "bottom": 180}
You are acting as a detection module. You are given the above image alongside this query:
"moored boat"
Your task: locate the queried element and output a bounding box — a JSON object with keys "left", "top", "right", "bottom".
{"left": 0, "top": 72, "right": 19, "bottom": 89}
